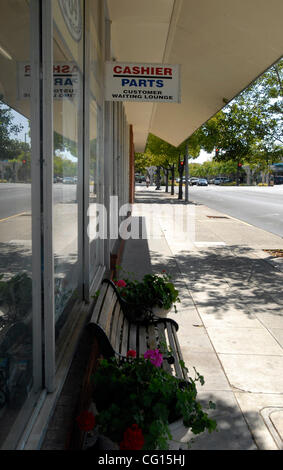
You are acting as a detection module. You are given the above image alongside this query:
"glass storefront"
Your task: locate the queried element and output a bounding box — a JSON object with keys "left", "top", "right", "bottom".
{"left": 0, "top": 0, "right": 33, "bottom": 448}
{"left": 52, "top": 0, "right": 84, "bottom": 342}
{"left": 88, "top": 0, "right": 103, "bottom": 285}
{"left": 0, "top": 0, "right": 130, "bottom": 449}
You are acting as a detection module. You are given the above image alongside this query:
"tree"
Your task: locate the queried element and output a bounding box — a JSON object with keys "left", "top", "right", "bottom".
{"left": 145, "top": 134, "right": 180, "bottom": 194}
{"left": 198, "top": 58, "right": 283, "bottom": 184}
{"left": 145, "top": 132, "right": 202, "bottom": 196}
{"left": 0, "top": 99, "right": 24, "bottom": 161}
{"left": 134, "top": 152, "right": 153, "bottom": 173}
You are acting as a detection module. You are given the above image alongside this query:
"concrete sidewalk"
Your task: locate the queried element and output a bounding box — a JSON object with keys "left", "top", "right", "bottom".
{"left": 121, "top": 186, "right": 283, "bottom": 450}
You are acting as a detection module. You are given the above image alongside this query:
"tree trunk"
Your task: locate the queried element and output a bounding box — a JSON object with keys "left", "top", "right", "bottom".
{"left": 155, "top": 166, "right": 161, "bottom": 190}
{"left": 171, "top": 165, "right": 175, "bottom": 195}
{"left": 178, "top": 164, "right": 184, "bottom": 200}
{"left": 165, "top": 169, "right": 169, "bottom": 192}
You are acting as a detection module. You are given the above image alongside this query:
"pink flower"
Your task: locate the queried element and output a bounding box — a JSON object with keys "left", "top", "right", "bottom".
{"left": 127, "top": 350, "right": 137, "bottom": 358}
{"left": 144, "top": 349, "right": 163, "bottom": 367}
{"left": 115, "top": 279, "right": 127, "bottom": 288}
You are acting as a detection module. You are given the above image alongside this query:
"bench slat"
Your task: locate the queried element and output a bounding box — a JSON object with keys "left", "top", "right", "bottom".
{"left": 147, "top": 324, "right": 158, "bottom": 350}
{"left": 128, "top": 323, "right": 137, "bottom": 352}
{"left": 98, "top": 288, "right": 117, "bottom": 332}
{"left": 156, "top": 322, "right": 173, "bottom": 375}
{"left": 90, "top": 282, "right": 108, "bottom": 324}
{"left": 109, "top": 302, "right": 122, "bottom": 345}
{"left": 138, "top": 325, "right": 148, "bottom": 356}
{"left": 166, "top": 322, "right": 183, "bottom": 378}
{"left": 120, "top": 318, "right": 129, "bottom": 356}
{"left": 171, "top": 325, "right": 188, "bottom": 380}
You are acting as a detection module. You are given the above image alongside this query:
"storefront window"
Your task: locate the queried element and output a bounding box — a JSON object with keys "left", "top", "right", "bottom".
{"left": 52, "top": 0, "right": 84, "bottom": 337}
{"left": 0, "top": 0, "right": 33, "bottom": 448}
{"left": 88, "top": 0, "right": 103, "bottom": 284}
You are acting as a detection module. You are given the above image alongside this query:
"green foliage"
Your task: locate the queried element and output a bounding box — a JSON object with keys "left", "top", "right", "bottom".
{"left": 114, "top": 269, "right": 180, "bottom": 314}
{"left": 0, "top": 98, "right": 24, "bottom": 161}
{"left": 92, "top": 354, "right": 217, "bottom": 450}
{"left": 54, "top": 153, "right": 77, "bottom": 177}
{"left": 199, "top": 57, "right": 283, "bottom": 165}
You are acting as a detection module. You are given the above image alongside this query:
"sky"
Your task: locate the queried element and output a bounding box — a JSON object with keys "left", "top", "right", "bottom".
{"left": 192, "top": 149, "right": 213, "bottom": 164}
{"left": 10, "top": 108, "right": 30, "bottom": 143}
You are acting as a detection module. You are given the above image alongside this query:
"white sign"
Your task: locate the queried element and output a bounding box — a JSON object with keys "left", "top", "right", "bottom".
{"left": 17, "top": 62, "right": 80, "bottom": 100}
{"left": 105, "top": 62, "right": 181, "bottom": 103}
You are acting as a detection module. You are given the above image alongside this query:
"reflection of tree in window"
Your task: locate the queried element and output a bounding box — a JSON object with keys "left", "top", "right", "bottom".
{"left": 0, "top": 99, "right": 31, "bottom": 182}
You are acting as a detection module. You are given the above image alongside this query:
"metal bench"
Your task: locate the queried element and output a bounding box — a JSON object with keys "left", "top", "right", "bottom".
{"left": 88, "top": 279, "right": 188, "bottom": 380}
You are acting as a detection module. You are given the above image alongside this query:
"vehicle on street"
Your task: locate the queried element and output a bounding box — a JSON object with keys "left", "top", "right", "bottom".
{"left": 197, "top": 178, "right": 208, "bottom": 186}
{"left": 274, "top": 176, "right": 283, "bottom": 185}
{"left": 63, "top": 177, "right": 75, "bottom": 184}
{"left": 214, "top": 177, "right": 226, "bottom": 185}
{"left": 189, "top": 177, "right": 199, "bottom": 185}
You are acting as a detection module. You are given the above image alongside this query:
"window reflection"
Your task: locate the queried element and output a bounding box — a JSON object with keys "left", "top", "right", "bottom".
{"left": 88, "top": 0, "right": 103, "bottom": 283}
{"left": 0, "top": 0, "right": 33, "bottom": 448}
{"left": 52, "top": 0, "right": 83, "bottom": 337}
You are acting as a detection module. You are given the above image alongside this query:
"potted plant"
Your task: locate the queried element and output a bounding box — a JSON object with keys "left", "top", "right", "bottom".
{"left": 113, "top": 269, "right": 180, "bottom": 319}
{"left": 77, "top": 349, "right": 217, "bottom": 450}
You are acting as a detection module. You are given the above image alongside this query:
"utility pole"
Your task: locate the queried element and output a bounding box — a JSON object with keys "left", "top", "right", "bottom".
{"left": 185, "top": 144, "right": 189, "bottom": 203}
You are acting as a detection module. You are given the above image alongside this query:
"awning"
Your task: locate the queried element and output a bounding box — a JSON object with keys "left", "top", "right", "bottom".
{"left": 107, "top": 0, "right": 283, "bottom": 152}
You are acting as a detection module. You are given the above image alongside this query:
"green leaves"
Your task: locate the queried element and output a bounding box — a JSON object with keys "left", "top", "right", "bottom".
{"left": 114, "top": 270, "right": 180, "bottom": 315}
{"left": 92, "top": 354, "right": 217, "bottom": 449}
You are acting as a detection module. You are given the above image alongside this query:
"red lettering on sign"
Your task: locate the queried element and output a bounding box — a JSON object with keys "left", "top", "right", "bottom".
{"left": 113, "top": 66, "right": 122, "bottom": 73}
{"left": 112, "top": 64, "right": 175, "bottom": 76}
{"left": 164, "top": 68, "right": 172, "bottom": 76}
{"left": 62, "top": 65, "right": 70, "bottom": 73}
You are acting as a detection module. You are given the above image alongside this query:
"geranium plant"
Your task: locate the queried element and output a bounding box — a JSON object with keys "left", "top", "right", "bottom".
{"left": 114, "top": 268, "right": 180, "bottom": 315}
{"left": 79, "top": 349, "right": 216, "bottom": 450}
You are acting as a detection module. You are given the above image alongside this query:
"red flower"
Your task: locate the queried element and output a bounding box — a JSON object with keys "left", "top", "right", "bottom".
{"left": 76, "top": 410, "right": 95, "bottom": 431}
{"left": 119, "top": 424, "right": 144, "bottom": 450}
{"left": 115, "top": 279, "right": 127, "bottom": 288}
{"left": 127, "top": 350, "right": 137, "bottom": 358}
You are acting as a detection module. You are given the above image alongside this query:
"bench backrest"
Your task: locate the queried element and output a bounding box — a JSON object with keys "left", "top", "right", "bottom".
{"left": 89, "top": 279, "right": 188, "bottom": 380}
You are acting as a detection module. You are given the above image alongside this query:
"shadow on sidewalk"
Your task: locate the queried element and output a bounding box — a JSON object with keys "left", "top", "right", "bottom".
{"left": 121, "top": 223, "right": 283, "bottom": 322}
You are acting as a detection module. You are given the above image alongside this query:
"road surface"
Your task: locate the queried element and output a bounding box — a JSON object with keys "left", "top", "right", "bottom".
{"left": 188, "top": 185, "right": 283, "bottom": 238}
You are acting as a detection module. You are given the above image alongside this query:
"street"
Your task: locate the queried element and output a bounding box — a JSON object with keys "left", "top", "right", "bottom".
{"left": 0, "top": 183, "right": 77, "bottom": 220}
{"left": 187, "top": 185, "right": 283, "bottom": 238}
{"left": 2, "top": 182, "right": 283, "bottom": 238}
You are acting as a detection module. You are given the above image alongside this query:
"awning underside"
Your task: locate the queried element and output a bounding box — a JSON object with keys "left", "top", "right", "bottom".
{"left": 107, "top": 0, "right": 283, "bottom": 152}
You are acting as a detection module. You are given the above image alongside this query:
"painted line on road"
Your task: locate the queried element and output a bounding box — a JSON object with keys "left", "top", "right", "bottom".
{"left": 0, "top": 212, "right": 29, "bottom": 223}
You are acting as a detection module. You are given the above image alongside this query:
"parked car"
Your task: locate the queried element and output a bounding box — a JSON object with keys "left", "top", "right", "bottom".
{"left": 189, "top": 177, "right": 199, "bottom": 185}
{"left": 63, "top": 177, "right": 75, "bottom": 184}
{"left": 214, "top": 177, "right": 226, "bottom": 185}
{"left": 274, "top": 176, "right": 283, "bottom": 185}
{"left": 197, "top": 178, "right": 208, "bottom": 186}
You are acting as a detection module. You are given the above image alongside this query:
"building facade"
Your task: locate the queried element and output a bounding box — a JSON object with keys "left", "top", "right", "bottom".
{"left": 0, "top": 0, "right": 282, "bottom": 450}
{"left": 0, "top": 0, "right": 133, "bottom": 449}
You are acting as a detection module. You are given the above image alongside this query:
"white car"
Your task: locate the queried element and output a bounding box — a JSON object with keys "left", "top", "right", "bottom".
{"left": 63, "top": 177, "right": 75, "bottom": 184}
